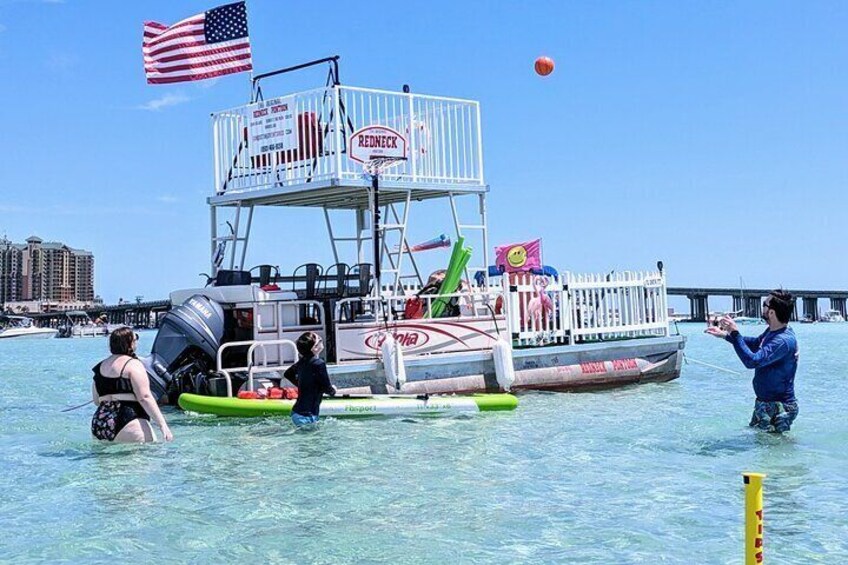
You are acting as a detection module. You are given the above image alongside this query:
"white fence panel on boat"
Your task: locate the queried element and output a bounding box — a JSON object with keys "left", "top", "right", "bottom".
{"left": 211, "top": 86, "right": 484, "bottom": 195}
{"left": 502, "top": 273, "right": 570, "bottom": 347}
{"left": 567, "top": 270, "right": 668, "bottom": 341}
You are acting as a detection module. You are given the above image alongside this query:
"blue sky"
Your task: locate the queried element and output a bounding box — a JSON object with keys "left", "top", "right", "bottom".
{"left": 0, "top": 1, "right": 846, "bottom": 305}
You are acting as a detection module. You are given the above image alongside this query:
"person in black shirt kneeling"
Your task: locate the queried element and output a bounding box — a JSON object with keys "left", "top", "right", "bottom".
{"left": 284, "top": 332, "right": 336, "bottom": 427}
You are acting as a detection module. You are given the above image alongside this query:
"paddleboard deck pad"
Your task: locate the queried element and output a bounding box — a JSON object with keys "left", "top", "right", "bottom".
{"left": 178, "top": 393, "right": 518, "bottom": 418}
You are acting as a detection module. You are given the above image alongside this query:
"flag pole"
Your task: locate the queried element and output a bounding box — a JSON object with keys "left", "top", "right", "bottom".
{"left": 244, "top": 0, "right": 255, "bottom": 103}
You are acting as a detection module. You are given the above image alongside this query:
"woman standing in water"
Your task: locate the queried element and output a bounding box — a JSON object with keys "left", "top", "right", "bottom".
{"left": 91, "top": 327, "right": 173, "bottom": 443}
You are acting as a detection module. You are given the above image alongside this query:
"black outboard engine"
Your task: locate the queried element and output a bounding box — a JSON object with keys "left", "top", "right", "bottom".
{"left": 140, "top": 294, "right": 225, "bottom": 404}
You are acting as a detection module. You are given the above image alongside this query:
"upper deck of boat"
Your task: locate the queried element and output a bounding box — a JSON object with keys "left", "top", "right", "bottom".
{"left": 209, "top": 84, "right": 488, "bottom": 210}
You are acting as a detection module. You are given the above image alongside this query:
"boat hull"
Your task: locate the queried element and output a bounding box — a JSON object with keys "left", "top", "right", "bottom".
{"left": 178, "top": 392, "right": 518, "bottom": 417}
{"left": 329, "top": 335, "right": 686, "bottom": 395}
{"left": 0, "top": 328, "right": 59, "bottom": 340}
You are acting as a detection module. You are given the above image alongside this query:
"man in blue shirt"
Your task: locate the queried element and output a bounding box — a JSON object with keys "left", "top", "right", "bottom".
{"left": 706, "top": 289, "right": 799, "bottom": 432}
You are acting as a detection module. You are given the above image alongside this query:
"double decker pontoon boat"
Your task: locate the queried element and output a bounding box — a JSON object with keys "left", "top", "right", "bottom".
{"left": 140, "top": 58, "right": 686, "bottom": 405}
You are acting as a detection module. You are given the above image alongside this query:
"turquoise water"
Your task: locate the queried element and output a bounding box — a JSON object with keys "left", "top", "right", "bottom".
{"left": 1, "top": 324, "right": 847, "bottom": 563}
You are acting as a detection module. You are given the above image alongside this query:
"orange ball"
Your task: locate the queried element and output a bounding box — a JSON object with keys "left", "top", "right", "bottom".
{"left": 534, "top": 56, "right": 555, "bottom": 76}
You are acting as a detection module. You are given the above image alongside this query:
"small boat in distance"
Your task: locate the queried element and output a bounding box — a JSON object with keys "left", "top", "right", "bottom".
{"left": 57, "top": 311, "right": 111, "bottom": 338}
{"left": 708, "top": 310, "right": 763, "bottom": 326}
{"left": 733, "top": 315, "right": 763, "bottom": 325}
{"left": 0, "top": 315, "right": 59, "bottom": 340}
{"left": 819, "top": 309, "right": 845, "bottom": 323}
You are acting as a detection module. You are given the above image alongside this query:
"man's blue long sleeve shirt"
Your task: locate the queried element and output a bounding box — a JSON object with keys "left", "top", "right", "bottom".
{"left": 725, "top": 326, "right": 798, "bottom": 403}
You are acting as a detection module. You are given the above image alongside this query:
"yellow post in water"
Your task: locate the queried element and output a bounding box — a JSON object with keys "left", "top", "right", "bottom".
{"left": 743, "top": 472, "right": 766, "bottom": 565}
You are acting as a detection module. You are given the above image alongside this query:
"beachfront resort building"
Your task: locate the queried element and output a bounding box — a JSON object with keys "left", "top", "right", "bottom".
{"left": 0, "top": 236, "right": 95, "bottom": 306}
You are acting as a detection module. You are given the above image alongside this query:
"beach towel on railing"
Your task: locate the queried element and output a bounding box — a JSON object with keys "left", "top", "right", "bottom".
{"left": 494, "top": 239, "right": 543, "bottom": 273}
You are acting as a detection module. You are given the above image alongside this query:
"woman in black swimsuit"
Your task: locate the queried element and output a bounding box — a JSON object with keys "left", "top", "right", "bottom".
{"left": 91, "top": 327, "right": 173, "bottom": 443}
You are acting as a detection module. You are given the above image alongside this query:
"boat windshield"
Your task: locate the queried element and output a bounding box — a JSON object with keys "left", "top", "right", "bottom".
{"left": 0, "top": 316, "right": 33, "bottom": 328}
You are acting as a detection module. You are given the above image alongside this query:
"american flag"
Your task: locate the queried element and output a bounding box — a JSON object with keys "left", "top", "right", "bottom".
{"left": 143, "top": 1, "right": 252, "bottom": 85}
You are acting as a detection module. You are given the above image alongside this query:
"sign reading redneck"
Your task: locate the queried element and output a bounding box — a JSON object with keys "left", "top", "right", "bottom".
{"left": 349, "top": 125, "right": 407, "bottom": 164}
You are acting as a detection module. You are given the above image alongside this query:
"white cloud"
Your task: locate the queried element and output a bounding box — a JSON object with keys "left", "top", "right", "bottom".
{"left": 156, "top": 195, "right": 179, "bottom": 204}
{"left": 137, "top": 92, "right": 191, "bottom": 111}
{"left": 195, "top": 77, "right": 220, "bottom": 89}
{"left": 45, "top": 51, "right": 78, "bottom": 72}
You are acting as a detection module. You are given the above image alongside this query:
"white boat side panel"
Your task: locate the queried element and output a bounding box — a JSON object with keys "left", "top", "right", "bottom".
{"left": 336, "top": 317, "right": 500, "bottom": 361}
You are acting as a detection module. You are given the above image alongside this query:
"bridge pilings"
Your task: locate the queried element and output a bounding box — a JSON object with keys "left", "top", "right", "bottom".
{"left": 732, "top": 296, "right": 743, "bottom": 314}
{"left": 744, "top": 296, "right": 762, "bottom": 319}
{"left": 688, "top": 295, "right": 709, "bottom": 322}
{"left": 831, "top": 298, "right": 847, "bottom": 318}
{"left": 670, "top": 287, "right": 848, "bottom": 324}
{"left": 802, "top": 297, "right": 818, "bottom": 321}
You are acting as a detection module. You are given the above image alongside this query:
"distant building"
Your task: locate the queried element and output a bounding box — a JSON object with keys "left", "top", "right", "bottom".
{"left": 0, "top": 235, "right": 95, "bottom": 305}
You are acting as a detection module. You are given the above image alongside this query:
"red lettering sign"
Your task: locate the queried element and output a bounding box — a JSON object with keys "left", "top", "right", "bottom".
{"left": 252, "top": 108, "right": 269, "bottom": 118}
{"left": 612, "top": 358, "right": 638, "bottom": 371}
{"left": 580, "top": 362, "right": 606, "bottom": 374}
{"left": 364, "top": 330, "right": 429, "bottom": 351}
{"left": 358, "top": 134, "right": 399, "bottom": 149}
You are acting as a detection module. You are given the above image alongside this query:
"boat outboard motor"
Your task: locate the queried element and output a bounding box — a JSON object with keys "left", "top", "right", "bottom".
{"left": 140, "top": 294, "right": 225, "bottom": 404}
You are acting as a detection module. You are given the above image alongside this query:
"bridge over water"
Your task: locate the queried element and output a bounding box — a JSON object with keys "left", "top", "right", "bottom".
{"left": 25, "top": 300, "right": 171, "bottom": 329}
{"left": 20, "top": 287, "right": 848, "bottom": 327}
{"left": 667, "top": 287, "right": 848, "bottom": 322}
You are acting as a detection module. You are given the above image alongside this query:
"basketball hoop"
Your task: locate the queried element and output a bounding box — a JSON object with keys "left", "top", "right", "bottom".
{"left": 348, "top": 125, "right": 409, "bottom": 299}
{"left": 349, "top": 125, "right": 408, "bottom": 174}
{"left": 363, "top": 156, "right": 407, "bottom": 177}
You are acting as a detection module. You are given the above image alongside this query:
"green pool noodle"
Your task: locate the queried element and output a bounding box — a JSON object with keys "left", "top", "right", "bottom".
{"left": 426, "top": 238, "right": 464, "bottom": 318}
{"left": 429, "top": 241, "right": 472, "bottom": 318}
{"left": 429, "top": 240, "right": 466, "bottom": 317}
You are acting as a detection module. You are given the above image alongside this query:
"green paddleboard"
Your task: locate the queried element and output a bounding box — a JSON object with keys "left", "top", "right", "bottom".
{"left": 178, "top": 392, "right": 518, "bottom": 418}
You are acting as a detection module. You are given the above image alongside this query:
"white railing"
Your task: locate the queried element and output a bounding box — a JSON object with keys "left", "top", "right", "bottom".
{"left": 214, "top": 339, "right": 299, "bottom": 396}
{"left": 212, "top": 85, "right": 484, "bottom": 195}
{"left": 502, "top": 270, "right": 669, "bottom": 346}
{"left": 502, "top": 274, "right": 570, "bottom": 347}
{"left": 334, "top": 285, "right": 501, "bottom": 323}
{"left": 567, "top": 270, "right": 668, "bottom": 341}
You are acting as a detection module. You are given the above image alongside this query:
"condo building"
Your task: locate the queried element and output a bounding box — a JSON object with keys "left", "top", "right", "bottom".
{"left": 0, "top": 236, "right": 94, "bottom": 304}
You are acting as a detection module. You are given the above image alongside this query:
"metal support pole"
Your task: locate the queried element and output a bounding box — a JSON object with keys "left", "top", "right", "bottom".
{"left": 229, "top": 203, "right": 242, "bottom": 271}
{"left": 371, "top": 173, "right": 381, "bottom": 297}
{"left": 479, "top": 193, "right": 489, "bottom": 288}
{"left": 237, "top": 205, "right": 254, "bottom": 271}
{"left": 210, "top": 206, "right": 218, "bottom": 276}
{"left": 356, "top": 209, "right": 367, "bottom": 264}
{"left": 324, "top": 207, "right": 341, "bottom": 264}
